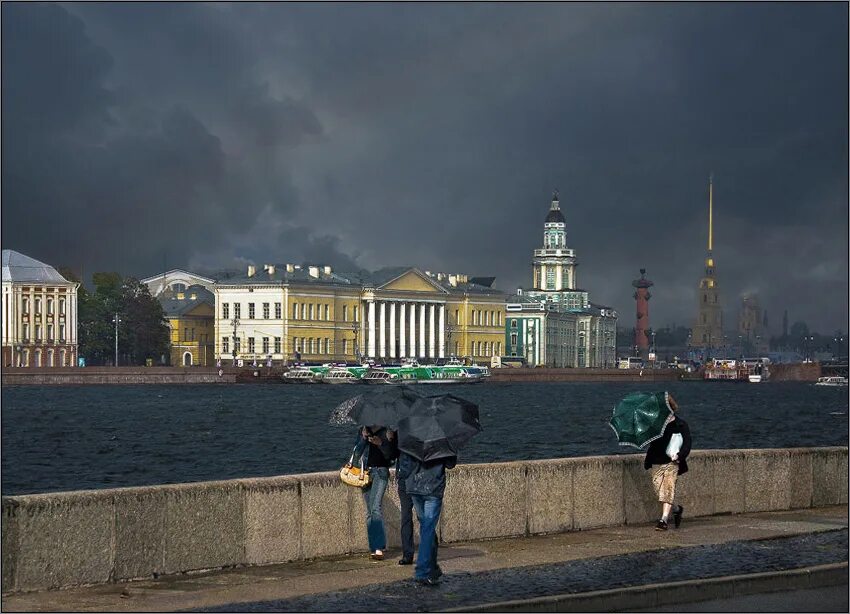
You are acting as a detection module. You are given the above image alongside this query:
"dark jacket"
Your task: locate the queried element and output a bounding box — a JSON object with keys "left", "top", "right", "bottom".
{"left": 398, "top": 452, "right": 457, "bottom": 497}
{"left": 352, "top": 428, "right": 399, "bottom": 468}
{"left": 644, "top": 416, "right": 692, "bottom": 475}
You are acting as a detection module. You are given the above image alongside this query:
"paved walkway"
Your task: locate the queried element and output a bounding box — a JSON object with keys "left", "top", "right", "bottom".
{"left": 4, "top": 506, "right": 847, "bottom": 612}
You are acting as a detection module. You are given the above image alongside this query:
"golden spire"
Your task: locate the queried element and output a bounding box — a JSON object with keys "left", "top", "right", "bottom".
{"left": 708, "top": 173, "right": 713, "bottom": 253}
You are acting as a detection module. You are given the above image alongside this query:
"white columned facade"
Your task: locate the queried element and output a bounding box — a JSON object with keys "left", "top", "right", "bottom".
{"left": 368, "top": 300, "right": 376, "bottom": 358}
{"left": 389, "top": 302, "right": 396, "bottom": 358}
{"left": 379, "top": 301, "right": 386, "bottom": 358}
{"left": 428, "top": 304, "right": 436, "bottom": 358}
{"left": 438, "top": 305, "right": 445, "bottom": 359}
{"left": 419, "top": 303, "right": 426, "bottom": 359}
{"left": 409, "top": 304, "right": 416, "bottom": 358}
{"left": 399, "top": 303, "right": 406, "bottom": 358}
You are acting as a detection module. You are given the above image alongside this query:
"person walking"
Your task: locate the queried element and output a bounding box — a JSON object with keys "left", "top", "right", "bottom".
{"left": 353, "top": 425, "right": 398, "bottom": 560}
{"left": 399, "top": 451, "right": 457, "bottom": 585}
{"left": 643, "top": 394, "right": 691, "bottom": 531}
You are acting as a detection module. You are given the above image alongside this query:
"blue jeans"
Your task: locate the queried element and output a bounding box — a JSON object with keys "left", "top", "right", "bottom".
{"left": 362, "top": 467, "right": 389, "bottom": 552}
{"left": 411, "top": 494, "right": 443, "bottom": 580}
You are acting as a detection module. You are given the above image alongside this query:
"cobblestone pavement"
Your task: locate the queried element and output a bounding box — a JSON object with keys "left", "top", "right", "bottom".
{"left": 193, "top": 529, "right": 848, "bottom": 612}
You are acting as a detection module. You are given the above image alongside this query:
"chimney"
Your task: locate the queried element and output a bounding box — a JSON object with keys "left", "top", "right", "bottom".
{"left": 448, "top": 275, "right": 457, "bottom": 287}
{"left": 437, "top": 273, "right": 444, "bottom": 281}
{"left": 247, "top": 265, "right": 256, "bottom": 277}
{"left": 308, "top": 266, "right": 319, "bottom": 278}
{"left": 286, "top": 263, "right": 295, "bottom": 273}
{"left": 190, "top": 292, "right": 197, "bottom": 300}
{"left": 177, "top": 292, "right": 185, "bottom": 300}
{"left": 323, "top": 265, "right": 332, "bottom": 275}
{"left": 268, "top": 265, "right": 275, "bottom": 275}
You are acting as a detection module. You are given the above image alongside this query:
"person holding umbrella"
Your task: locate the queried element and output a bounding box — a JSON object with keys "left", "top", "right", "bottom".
{"left": 396, "top": 394, "right": 482, "bottom": 586}
{"left": 352, "top": 424, "right": 398, "bottom": 560}
{"left": 643, "top": 394, "right": 691, "bottom": 531}
{"left": 330, "top": 387, "right": 422, "bottom": 561}
{"left": 609, "top": 391, "right": 691, "bottom": 531}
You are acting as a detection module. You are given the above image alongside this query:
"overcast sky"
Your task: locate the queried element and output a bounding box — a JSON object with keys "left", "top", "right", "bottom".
{"left": 2, "top": 3, "right": 847, "bottom": 332}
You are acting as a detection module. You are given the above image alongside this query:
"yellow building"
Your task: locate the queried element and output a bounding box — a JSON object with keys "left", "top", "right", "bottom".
{"left": 214, "top": 265, "right": 506, "bottom": 364}
{"left": 160, "top": 285, "right": 216, "bottom": 366}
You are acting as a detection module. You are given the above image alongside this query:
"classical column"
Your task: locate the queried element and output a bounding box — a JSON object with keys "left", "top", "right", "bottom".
{"left": 399, "top": 303, "right": 406, "bottom": 358}
{"left": 438, "top": 304, "right": 445, "bottom": 359}
{"left": 419, "top": 303, "right": 426, "bottom": 359}
{"left": 389, "top": 302, "right": 396, "bottom": 358}
{"left": 540, "top": 264, "right": 547, "bottom": 289}
{"left": 409, "top": 304, "right": 416, "bottom": 358}
{"left": 428, "top": 304, "right": 436, "bottom": 358}
{"left": 368, "top": 300, "right": 376, "bottom": 358}
{"left": 379, "top": 301, "right": 386, "bottom": 358}
{"left": 555, "top": 265, "right": 563, "bottom": 290}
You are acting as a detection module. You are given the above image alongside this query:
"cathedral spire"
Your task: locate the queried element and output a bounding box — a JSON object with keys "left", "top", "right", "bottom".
{"left": 708, "top": 173, "right": 713, "bottom": 254}
{"left": 551, "top": 189, "right": 560, "bottom": 210}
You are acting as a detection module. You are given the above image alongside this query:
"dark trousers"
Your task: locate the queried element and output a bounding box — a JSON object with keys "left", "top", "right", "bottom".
{"left": 398, "top": 480, "right": 415, "bottom": 560}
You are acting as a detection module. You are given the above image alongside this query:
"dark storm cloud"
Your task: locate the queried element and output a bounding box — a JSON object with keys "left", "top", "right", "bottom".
{"left": 2, "top": 3, "right": 847, "bottom": 331}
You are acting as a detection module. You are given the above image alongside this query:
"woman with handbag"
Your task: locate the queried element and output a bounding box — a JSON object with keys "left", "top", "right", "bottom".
{"left": 643, "top": 394, "right": 692, "bottom": 531}
{"left": 351, "top": 425, "right": 399, "bottom": 560}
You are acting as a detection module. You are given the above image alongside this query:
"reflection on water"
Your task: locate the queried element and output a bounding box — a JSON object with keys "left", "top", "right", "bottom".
{"left": 2, "top": 382, "right": 847, "bottom": 495}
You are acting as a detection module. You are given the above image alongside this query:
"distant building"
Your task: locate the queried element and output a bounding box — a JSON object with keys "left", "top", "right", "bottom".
{"left": 689, "top": 177, "right": 724, "bottom": 357}
{"left": 738, "top": 294, "right": 768, "bottom": 356}
{"left": 160, "top": 285, "right": 216, "bottom": 366}
{"left": 507, "top": 191, "right": 617, "bottom": 367}
{"left": 1, "top": 250, "right": 79, "bottom": 367}
{"left": 141, "top": 269, "right": 216, "bottom": 297}
{"left": 213, "top": 264, "right": 506, "bottom": 364}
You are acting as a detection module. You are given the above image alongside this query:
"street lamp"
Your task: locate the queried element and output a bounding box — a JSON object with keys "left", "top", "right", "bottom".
{"left": 230, "top": 317, "right": 240, "bottom": 365}
{"left": 112, "top": 313, "right": 121, "bottom": 367}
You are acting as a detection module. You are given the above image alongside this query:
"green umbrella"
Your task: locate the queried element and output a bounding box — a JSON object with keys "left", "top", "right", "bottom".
{"left": 609, "top": 391, "right": 674, "bottom": 449}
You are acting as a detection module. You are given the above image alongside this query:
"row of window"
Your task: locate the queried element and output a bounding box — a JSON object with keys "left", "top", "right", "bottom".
{"left": 176, "top": 328, "right": 211, "bottom": 343}
{"left": 221, "top": 302, "right": 284, "bottom": 320}
{"left": 469, "top": 309, "right": 503, "bottom": 327}
{"left": 15, "top": 348, "right": 71, "bottom": 367}
{"left": 21, "top": 323, "right": 66, "bottom": 341}
{"left": 222, "top": 336, "right": 284, "bottom": 355}
{"left": 470, "top": 341, "right": 501, "bottom": 356}
{"left": 21, "top": 297, "right": 67, "bottom": 316}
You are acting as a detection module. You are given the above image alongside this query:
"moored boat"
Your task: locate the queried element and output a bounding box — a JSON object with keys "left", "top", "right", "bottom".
{"left": 320, "top": 367, "right": 360, "bottom": 384}
{"left": 282, "top": 368, "right": 319, "bottom": 383}
{"left": 815, "top": 376, "right": 848, "bottom": 387}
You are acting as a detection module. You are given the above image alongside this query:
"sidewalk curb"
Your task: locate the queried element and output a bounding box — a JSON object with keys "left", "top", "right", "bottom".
{"left": 444, "top": 562, "right": 849, "bottom": 612}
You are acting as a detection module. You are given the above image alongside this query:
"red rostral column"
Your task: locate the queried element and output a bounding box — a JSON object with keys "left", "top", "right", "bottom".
{"left": 632, "top": 268, "right": 654, "bottom": 357}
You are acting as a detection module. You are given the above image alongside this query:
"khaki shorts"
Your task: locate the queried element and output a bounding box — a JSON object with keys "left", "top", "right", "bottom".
{"left": 652, "top": 462, "right": 678, "bottom": 504}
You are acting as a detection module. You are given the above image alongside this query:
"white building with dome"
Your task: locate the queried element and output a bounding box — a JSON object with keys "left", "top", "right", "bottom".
{"left": 1, "top": 250, "right": 79, "bottom": 367}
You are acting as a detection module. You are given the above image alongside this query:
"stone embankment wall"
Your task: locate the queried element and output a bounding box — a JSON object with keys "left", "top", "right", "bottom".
{"left": 2, "top": 447, "right": 846, "bottom": 594}
{"left": 1, "top": 367, "right": 239, "bottom": 385}
{"left": 769, "top": 362, "right": 822, "bottom": 382}
{"left": 489, "top": 368, "right": 680, "bottom": 382}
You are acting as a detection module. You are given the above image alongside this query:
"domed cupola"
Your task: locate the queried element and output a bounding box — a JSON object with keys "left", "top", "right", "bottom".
{"left": 545, "top": 190, "right": 566, "bottom": 224}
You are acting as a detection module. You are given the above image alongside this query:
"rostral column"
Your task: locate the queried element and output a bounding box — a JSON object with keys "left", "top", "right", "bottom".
{"left": 632, "top": 268, "right": 654, "bottom": 358}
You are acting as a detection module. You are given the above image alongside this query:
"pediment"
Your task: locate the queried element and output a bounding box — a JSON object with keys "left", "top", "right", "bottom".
{"left": 379, "top": 269, "right": 447, "bottom": 293}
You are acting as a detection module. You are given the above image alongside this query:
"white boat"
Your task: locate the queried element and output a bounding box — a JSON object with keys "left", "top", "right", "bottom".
{"left": 815, "top": 376, "right": 848, "bottom": 387}
{"left": 282, "top": 368, "right": 318, "bottom": 384}
{"left": 361, "top": 369, "right": 399, "bottom": 385}
{"left": 320, "top": 368, "right": 360, "bottom": 384}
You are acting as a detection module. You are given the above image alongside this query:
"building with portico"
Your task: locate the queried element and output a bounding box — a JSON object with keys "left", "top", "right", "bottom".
{"left": 213, "top": 264, "right": 506, "bottom": 364}
{"left": 1, "top": 250, "right": 79, "bottom": 367}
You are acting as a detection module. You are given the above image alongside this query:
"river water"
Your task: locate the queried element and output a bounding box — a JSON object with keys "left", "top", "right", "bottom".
{"left": 1, "top": 382, "right": 847, "bottom": 495}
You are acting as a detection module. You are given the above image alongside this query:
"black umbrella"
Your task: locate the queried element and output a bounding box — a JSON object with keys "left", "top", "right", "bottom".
{"left": 397, "top": 394, "right": 482, "bottom": 462}
{"left": 329, "top": 385, "right": 424, "bottom": 428}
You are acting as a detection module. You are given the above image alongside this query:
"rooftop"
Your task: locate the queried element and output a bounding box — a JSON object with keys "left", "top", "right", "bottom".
{"left": 1, "top": 250, "right": 73, "bottom": 285}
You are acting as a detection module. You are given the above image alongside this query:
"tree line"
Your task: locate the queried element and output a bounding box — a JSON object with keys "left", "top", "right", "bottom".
{"left": 60, "top": 270, "right": 170, "bottom": 366}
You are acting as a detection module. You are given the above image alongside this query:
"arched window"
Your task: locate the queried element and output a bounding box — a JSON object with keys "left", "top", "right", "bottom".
{"left": 47, "top": 299, "right": 54, "bottom": 314}
{"left": 47, "top": 349, "right": 54, "bottom": 367}
{"left": 60, "top": 349, "right": 67, "bottom": 367}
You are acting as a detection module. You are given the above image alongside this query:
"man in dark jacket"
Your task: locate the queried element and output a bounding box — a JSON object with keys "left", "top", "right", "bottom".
{"left": 644, "top": 393, "right": 692, "bottom": 531}
{"left": 397, "top": 451, "right": 456, "bottom": 585}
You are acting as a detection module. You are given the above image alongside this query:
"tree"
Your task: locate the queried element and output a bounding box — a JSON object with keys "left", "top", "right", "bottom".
{"left": 119, "top": 277, "right": 169, "bottom": 364}
{"left": 77, "top": 273, "right": 169, "bottom": 365}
